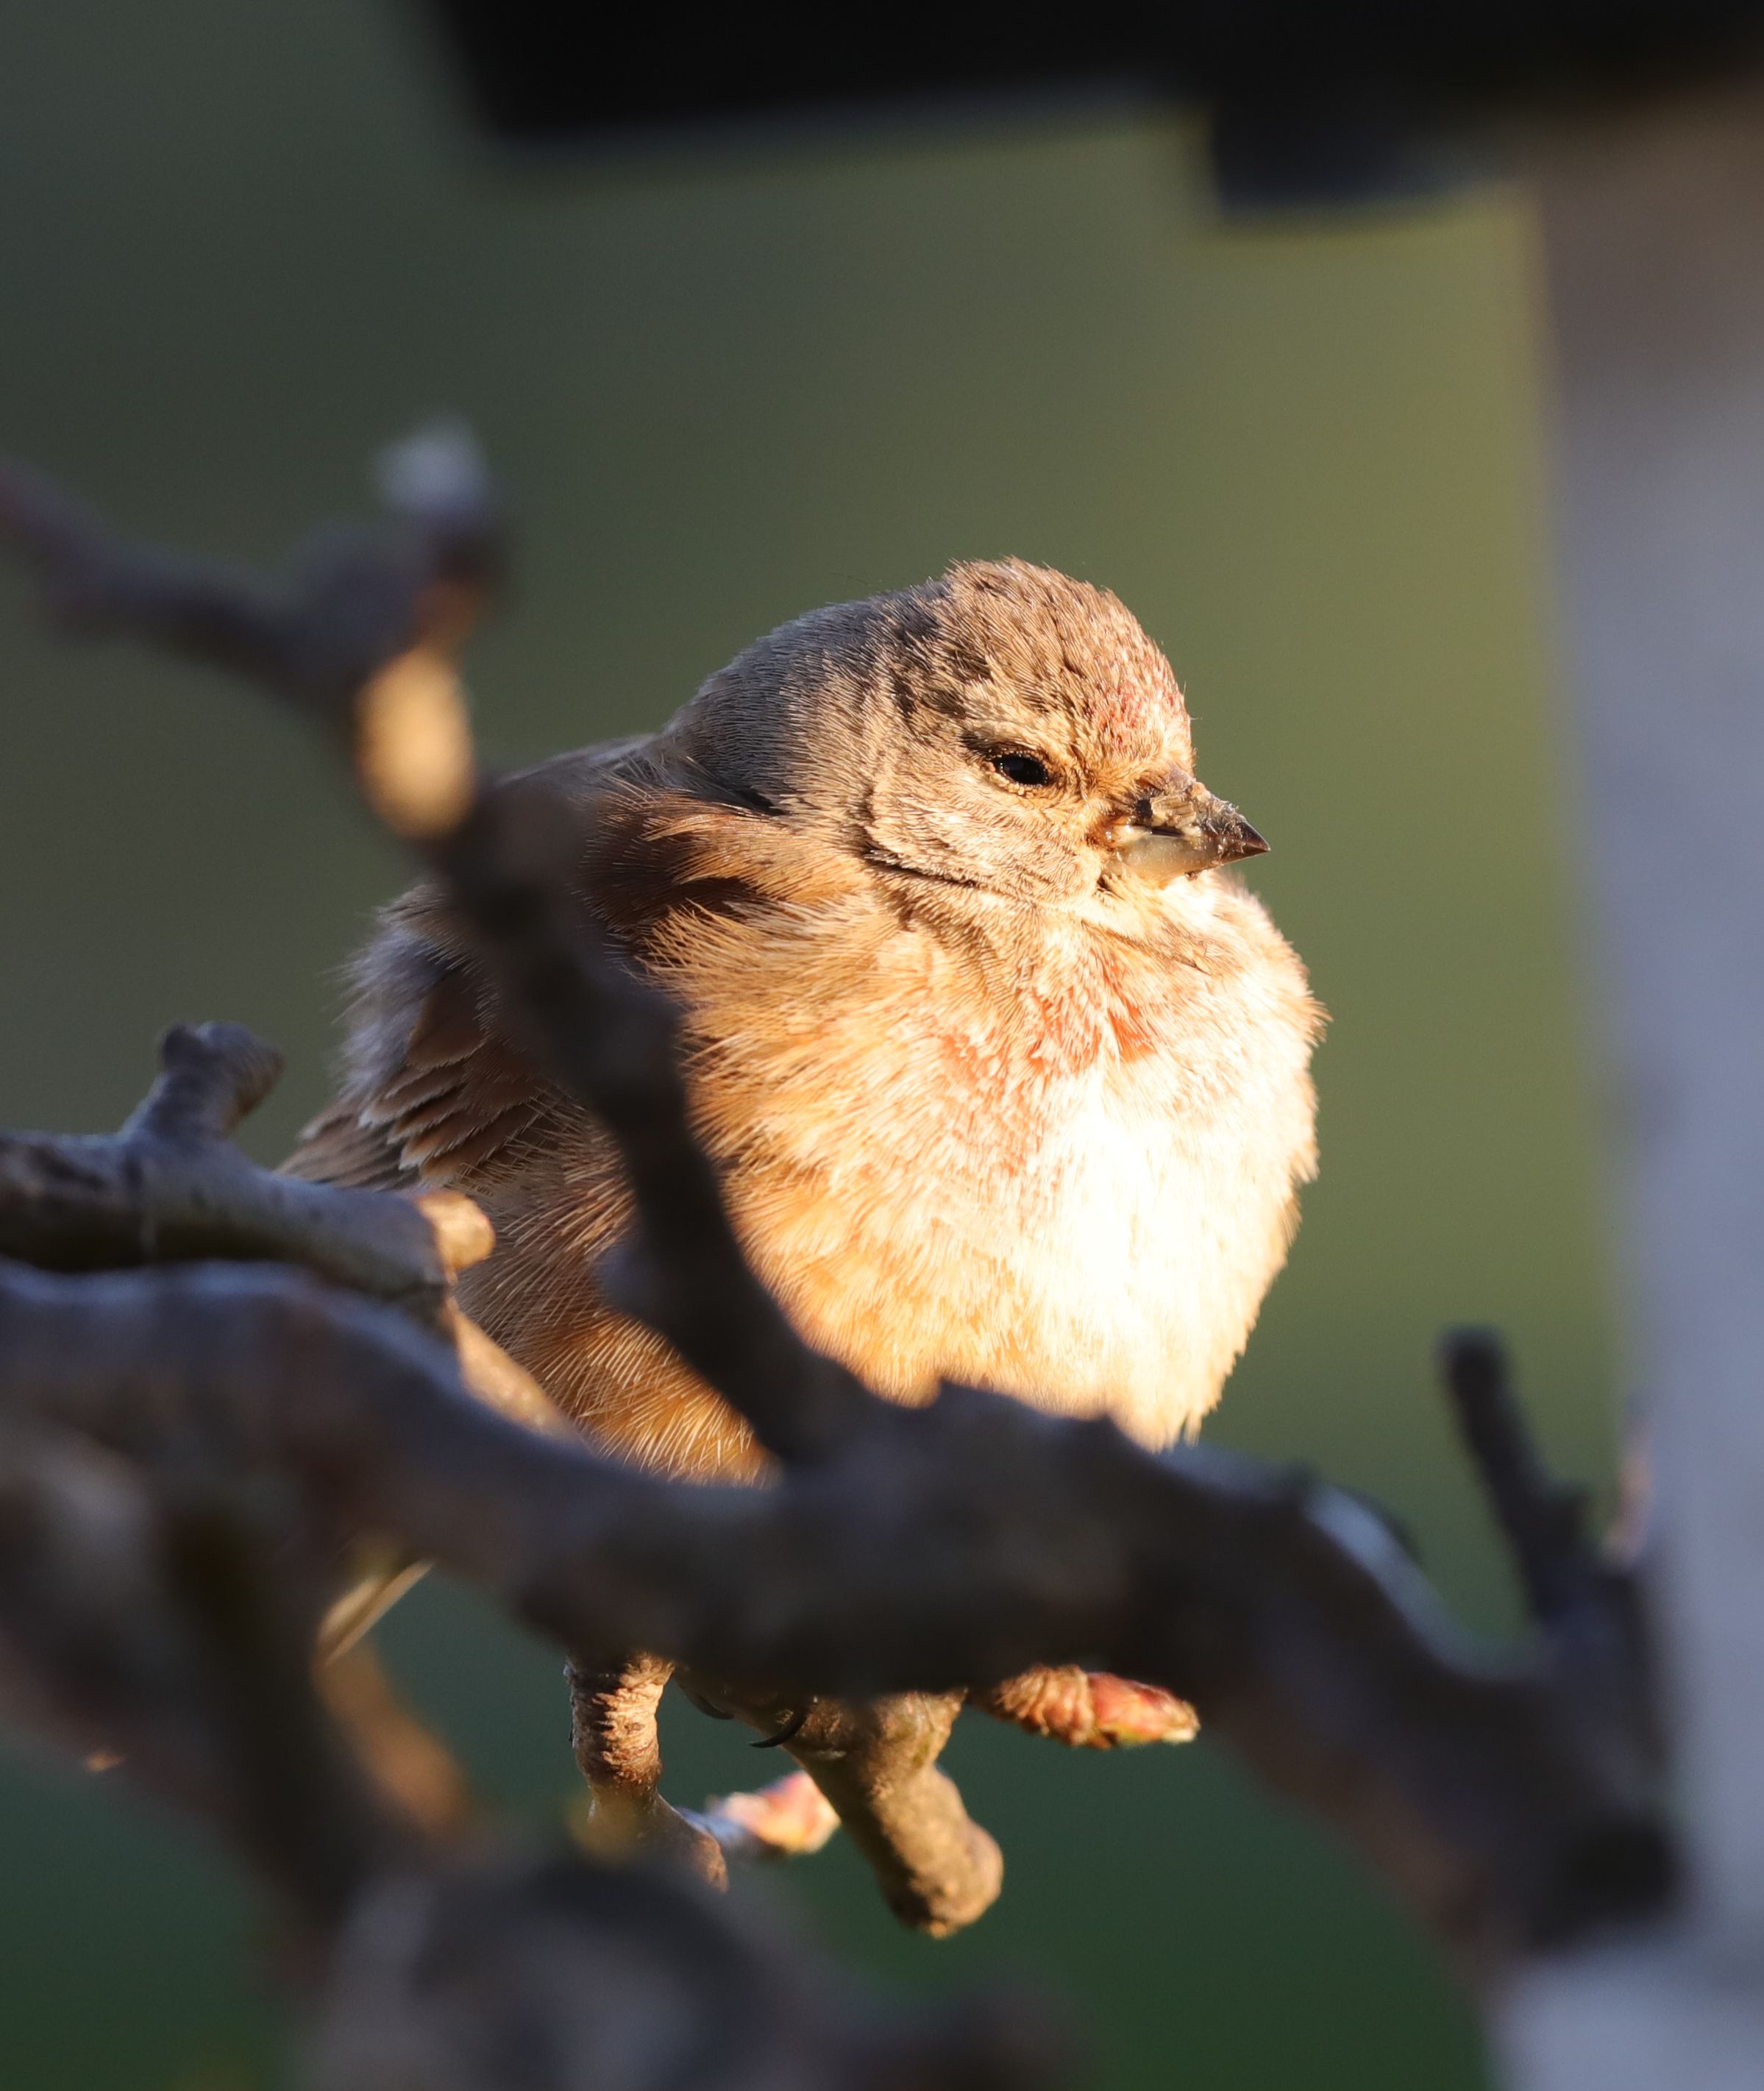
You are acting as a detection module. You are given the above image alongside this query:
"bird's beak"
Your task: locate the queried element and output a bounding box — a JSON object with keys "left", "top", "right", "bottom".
{"left": 1111, "top": 778, "right": 1270, "bottom": 887}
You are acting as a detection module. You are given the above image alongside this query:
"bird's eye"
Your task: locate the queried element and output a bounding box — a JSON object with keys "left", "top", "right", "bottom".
{"left": 990, "top": 750, "right": 1053, "bottom": 789}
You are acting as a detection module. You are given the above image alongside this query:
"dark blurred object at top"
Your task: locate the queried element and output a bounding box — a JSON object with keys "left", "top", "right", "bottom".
{"left": 423, "top": 0, "right": 1764, "bottom": 203}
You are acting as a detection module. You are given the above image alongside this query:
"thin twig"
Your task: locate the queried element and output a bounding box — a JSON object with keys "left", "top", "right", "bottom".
{"left": 1438, "top": 1327, "right": 1662, "bottom": 1773}
{"left": 1439, "top": 1329, "right": 1596, "bottom": 1633}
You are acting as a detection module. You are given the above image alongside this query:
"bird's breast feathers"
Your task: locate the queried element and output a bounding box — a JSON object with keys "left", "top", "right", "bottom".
{"left": 622, "top": 798, "right": 1322, "bottom": 1449}
{"left": 326, "top": 782, "right": 1321, "bottom": 1471}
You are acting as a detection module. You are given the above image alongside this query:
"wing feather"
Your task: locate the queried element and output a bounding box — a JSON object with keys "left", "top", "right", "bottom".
{"left": 285, "top": 736, "right": 672, "bottom": 1195}
{"left": 282, "top": 1095, "right": 415, "bottom": 1192}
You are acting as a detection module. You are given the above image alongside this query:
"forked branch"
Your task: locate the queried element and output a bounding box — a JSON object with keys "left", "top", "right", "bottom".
{"left": 0, "top": 1252, "right": 1671, "bottom": 1980}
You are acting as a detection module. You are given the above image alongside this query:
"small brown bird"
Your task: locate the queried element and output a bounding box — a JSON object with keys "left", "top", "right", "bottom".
{"left": 292, "top": 558, "right": 1320, "bottom": 1483}
{"left": 294, "top": 559, "right": 1323, "bottom": 1898}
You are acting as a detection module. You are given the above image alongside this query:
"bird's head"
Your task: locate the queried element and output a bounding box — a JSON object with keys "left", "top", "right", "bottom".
{"left": 669, "top": 558, "right": 1266, "bottom": 906}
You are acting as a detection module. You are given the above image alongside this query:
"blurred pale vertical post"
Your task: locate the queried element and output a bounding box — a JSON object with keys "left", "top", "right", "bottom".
{"left": 1501, "top": 81, "right": 1764, "bottom": 2086}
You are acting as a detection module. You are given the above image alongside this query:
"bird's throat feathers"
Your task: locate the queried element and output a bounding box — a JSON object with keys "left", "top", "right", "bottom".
{"left": 593, "top": 784, "right": 1248, "bottom": 1069}
{"left": 588, "top": 787, "right": 1310, "bottom": 1176}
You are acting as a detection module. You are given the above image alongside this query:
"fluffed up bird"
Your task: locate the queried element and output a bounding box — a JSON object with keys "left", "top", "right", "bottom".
{"left": 293, "top": 558, "right": 1320, "bottom": 1469}
{"left": 289, "top": 558, "right": 1323, "bottom": 1886}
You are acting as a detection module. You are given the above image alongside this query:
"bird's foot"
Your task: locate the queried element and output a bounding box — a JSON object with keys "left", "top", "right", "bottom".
{"left": 973, "top": 1664, "right": 1198, "bottom": 1748}
{"left": 567, "top": 1650, "right": 728, "bottom": 1885}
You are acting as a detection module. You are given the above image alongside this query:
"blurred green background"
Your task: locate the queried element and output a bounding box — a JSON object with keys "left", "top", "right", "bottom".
{"left": 0, "top": 4, "right": 1615, "bottom": 2087}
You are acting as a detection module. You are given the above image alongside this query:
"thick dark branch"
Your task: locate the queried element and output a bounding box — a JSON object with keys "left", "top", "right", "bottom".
{"left": 0, "top": 1022, "right": 473, "bottom": 1321}
{"left": 0, "top": 1427, "right": 229, "bottom": 1806}
{"left": 0, "top": 1019, "right": 564, "bottom": 1463}
{"left": 309, "top": 1847, "right": 1048, "bottom": 2091}
{"left": 0, "top": 1421, "right": 402, "bottom": 1927}
{"left": 0, "top": 1259, "right": 1674, "bottom": 1981}
{"left": 0, "top": 1396, "right": 1020, "bottom": 2091}
{"left": 153, "top": 1489, "right": 405, "bottom": 1925}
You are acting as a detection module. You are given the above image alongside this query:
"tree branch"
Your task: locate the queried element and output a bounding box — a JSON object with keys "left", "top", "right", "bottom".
{"left": 0, "top": 437, "right": 1675, "bottom": 2017}
{"left": 1440, "top": 1329, "right": 1659, "bottom": 1765}
{"left": 0, "top": 1021, "right": 472, "bottom": 1318}
{"left": 0, "top": 1018, "right": 563, "bottom": 1453}
{"left": 309, "top": 1845, "right": 1052, "bottom": 2091}
{"left": 0, "top": 1418, "right": 403, "bottom": 1929}
{"left": 1440, "top": 1329, "right": 1599, "bottom": 1636}
{"left": 0, "top": 1354, "right": 1046, "bottom": 2091}
{"left": 0, "top": 1255, "right": 1672, "bottom": 1980}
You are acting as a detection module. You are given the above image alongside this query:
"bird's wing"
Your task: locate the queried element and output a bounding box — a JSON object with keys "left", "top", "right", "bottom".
{"left": 284, "top": 736, "right": 660, "bottom": 1194}
{"left": 282, "top": 1093, "right": 415, "bottom": 1191}
{"left": 285, "top": 728, "right": 869, "bottom": 1196}
{"left": 284, "top": 952, "right": 568, "bottom": 1193}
